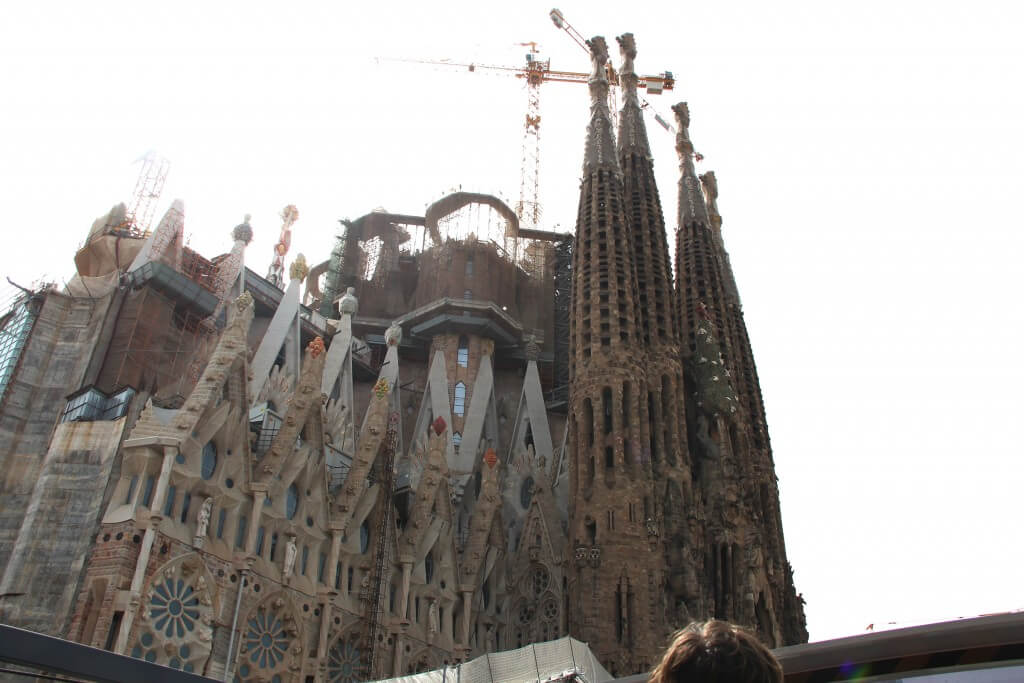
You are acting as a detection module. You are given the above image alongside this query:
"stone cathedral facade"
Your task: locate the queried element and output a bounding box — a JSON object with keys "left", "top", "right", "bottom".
{"left": 0, "top": 34, "right": 804, "bottom": 682}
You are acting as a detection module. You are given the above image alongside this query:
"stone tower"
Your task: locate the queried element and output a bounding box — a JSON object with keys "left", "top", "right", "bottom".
{"left": 567, "top": 36, "right": 662, "bottom": 675}
{"left": 673, "top": 102, "right": 807, "bottom": 645}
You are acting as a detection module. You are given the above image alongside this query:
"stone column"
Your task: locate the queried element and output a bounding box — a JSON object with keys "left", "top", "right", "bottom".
{"left": 114, "top": 442, "right": 177, "bottom": 654}
{"left": 460, "top": 587, "right": 473, "bottom": 651}
{"left": 392, "top": 632, "right": 404, "bottom": 677}
{"left": 398, "top": 556, "right": 413, "bottom": 621}
{"left": 246, "top": 483, "right": 268, "bottom": 555}
{"left": 316, "top": 526, "right": 343, "bottom": 677}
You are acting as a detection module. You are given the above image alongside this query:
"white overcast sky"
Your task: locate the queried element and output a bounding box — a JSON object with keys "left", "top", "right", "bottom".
{"left": 3, "top": 0, "right": 1023, "bottom": 643}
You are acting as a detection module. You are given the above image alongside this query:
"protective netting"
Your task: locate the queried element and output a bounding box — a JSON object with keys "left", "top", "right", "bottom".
{"left": 372, "top": 636, "right": 612, "bottom": 683}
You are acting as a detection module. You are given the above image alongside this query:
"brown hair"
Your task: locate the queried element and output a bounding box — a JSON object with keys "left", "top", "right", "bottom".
{"left": 648, "top": 620, "right": 783, "bottom": 683}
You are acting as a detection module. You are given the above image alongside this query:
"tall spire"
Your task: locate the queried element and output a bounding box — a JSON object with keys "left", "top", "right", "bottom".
{"left": 582, "top": 37, "right": 618, "bottom": 174}
{"left": 616, "top": 34, "right": 693, "bottom": 637}
{"left": 673, "top": 103, "right": 711, "bottom": 229}
{"left": 700, "top": 171, "right": 740, "bottom": 302}
{"left": 617, "top": 33, "right": 679, "bottom": 350}
{"left": 615, "top": 33, "right": 652, "bottom": 160}
{"left": 673, "top": 102, "right": 728, "bottom": 356}
{"left": 567, "top": 35, "right": 660, "bottom": 676}
{"left": 672, "top": 104, "right": 807, "bottom": 645}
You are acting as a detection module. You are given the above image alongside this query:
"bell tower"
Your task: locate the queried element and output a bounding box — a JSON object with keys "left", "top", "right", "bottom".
{"left": 567, "top": 35, "right": 661, "bottom": 675}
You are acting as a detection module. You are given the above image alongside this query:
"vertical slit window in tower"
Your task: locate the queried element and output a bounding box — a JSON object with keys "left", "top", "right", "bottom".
{"left": 720, "top": 544, "right": 730, "bottom": 613}
{"left": 615, "top": 583, "right": 623, "bottom": 642}
{"left": 270, "top": 533, "right": 279, "bottom": 562}
{"left": 648, "top": 391, "right": 658, "bottom": 463}
{"left": 605, "top": 446, "right": 614, "bottom": 469}
{"left": 335, "top": 561, "right": 342, "bottom": 589}
{"left": 662, "top": 374, "right": 672, "bottom": 423}
{"left": 453, "top": 382, "right": 466, "bottom": 417}
{"left": 457, "top": 335, "right": 469, "bottom": 367}
{"left": 318, "top": 552, "right": 326, "bottom": 583}
{"left": 347, "top": 567, "right": 354, "bottom": 593}
{"left": 465, "top": 253, "right": 474, "bottom": 277}
{"left": 216, "top": 508, "right": 226, "bottom": 539}
{"left": 235, "top": 515, "right": 247, "bottom": 549}
{"left": 125, "top": 475, "right": 138, "bottom": 504}
{"left": 583, "top": 399, "right": 594, "bottom": 447}
{"left": 163, "top": 486, "right": 176, "bottom": 517}
{"left": 453, "top": 432, "right": 461, "bottom": 454}
{"left": 301, "top": 546, "right": 309, "bottom": 577}
{"left": 602, "top": 387, "right": 613, "bottom": 434}
{"left": 255, "top": 527, "right": 265, "bottom": 556}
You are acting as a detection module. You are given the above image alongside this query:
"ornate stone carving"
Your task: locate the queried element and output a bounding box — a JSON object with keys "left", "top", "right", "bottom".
{"left": 232, "top": 215, "right": 254, "bottom": 245}
{"left": 385, "top": 320, "right": 403, "bottom": 346}
{"left": 289, "top": 253, "right": 309, "bottom": 283}
{"left": 339, "top": 286, "right": 358, "bottom": 316}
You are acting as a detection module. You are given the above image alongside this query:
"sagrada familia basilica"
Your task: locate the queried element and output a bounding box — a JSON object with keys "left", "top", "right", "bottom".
{"left": 0, "top": 33, "right": 805, "bottom": 681}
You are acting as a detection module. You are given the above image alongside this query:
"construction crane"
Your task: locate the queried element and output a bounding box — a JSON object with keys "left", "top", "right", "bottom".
{"left": 550, "top": 8, "right": 677, "bottom": 133}
{"left": 126, "top": 151, "right": 171, "bottom": 236}
{"left": 392, "top": 38, "right": 673, "bottom": 231}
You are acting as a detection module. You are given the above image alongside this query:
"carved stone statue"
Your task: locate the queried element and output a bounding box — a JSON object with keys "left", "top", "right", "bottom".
{"left": 194, "top": 497, "right": 213, "bottom": 545}
{"left": 427, "top": 599, "right": 439, "bottom": 635}
{"left": 284, "top": 536, "right": 298, "bottom": 578}
{"left": 484, "top": 623, "right": 496, "bottom": 652}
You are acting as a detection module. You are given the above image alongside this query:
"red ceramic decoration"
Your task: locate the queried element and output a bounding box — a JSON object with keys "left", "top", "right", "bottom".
{"left": 432, "top": 416, "right": 447, "bottom": 436}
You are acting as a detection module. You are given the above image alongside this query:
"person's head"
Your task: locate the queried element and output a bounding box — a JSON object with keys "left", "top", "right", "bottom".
{"left": 649, "top": 620, "right": 783, "bottom": 683}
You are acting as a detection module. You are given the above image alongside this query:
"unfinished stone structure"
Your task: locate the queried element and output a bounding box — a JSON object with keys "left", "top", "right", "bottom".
{"left": 0, "top": 32, "right": 804, "bottom": 682}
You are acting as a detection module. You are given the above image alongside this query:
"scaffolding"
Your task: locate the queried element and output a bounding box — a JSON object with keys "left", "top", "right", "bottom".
{"left": 125, "top": 152, "right": 170, "bottom": 235}
{"left": 357, "top": 411, "right": 400, "bottom": 681}
{"left": 551, "top": 235, "right": 572, "bottom": 408}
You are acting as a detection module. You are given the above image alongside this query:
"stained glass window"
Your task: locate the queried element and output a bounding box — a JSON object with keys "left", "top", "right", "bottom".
{"left": 285, "top": 484, "right": 298, "bottom": 520}
{"left": 327, "top": 639, "right": 363, "bottom": 683}
{"left": 453, "top": 382, "right": 466, "bottom": 417}
{"left": 243, "top": 610, "right": 288, "bottom": 669}
{"left": 201, "top": 442, "right": 217, "bottom": 480}
{"left": 359, "top": 520, "right": 370, "bottom": 554}
{"left": 236, "top": 515, "right": 248, "bottom": 549}
{"left": 163, "top": 486, "right": 176, "bottom": 517}
{"left": 142, "top": 476, "right": 155, "bottom": 507}
{"left": 149, "top": 577, "right": 199, "bottom": 637}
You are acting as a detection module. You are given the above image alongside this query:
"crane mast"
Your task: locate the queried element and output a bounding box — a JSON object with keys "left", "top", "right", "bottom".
{"left": 390, "top": 13, "right": 675, "bottom": 231}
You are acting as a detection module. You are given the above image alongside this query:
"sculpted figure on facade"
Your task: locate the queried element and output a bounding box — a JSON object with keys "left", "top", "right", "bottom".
{"left": 194, "top": 497, "right": 213, "bottom": 543}
{"left": 284, "top": 536, "right": 298, "bottom": 579}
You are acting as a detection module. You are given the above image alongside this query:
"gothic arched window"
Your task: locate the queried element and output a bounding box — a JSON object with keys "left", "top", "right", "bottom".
{"left": 201, "top": 442, "right": 217, "bottom": 480}
{"left": 285, "top": 485, "right": 299, "bottom": 520}
{"left": 453, "top": 382, "right": 466, "bottom": 417}
{"left": 424, "top": 550, "right": 435, "bottom": 584}
{"left": 457, "top": 335, "right": 469, "bottom": 368}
